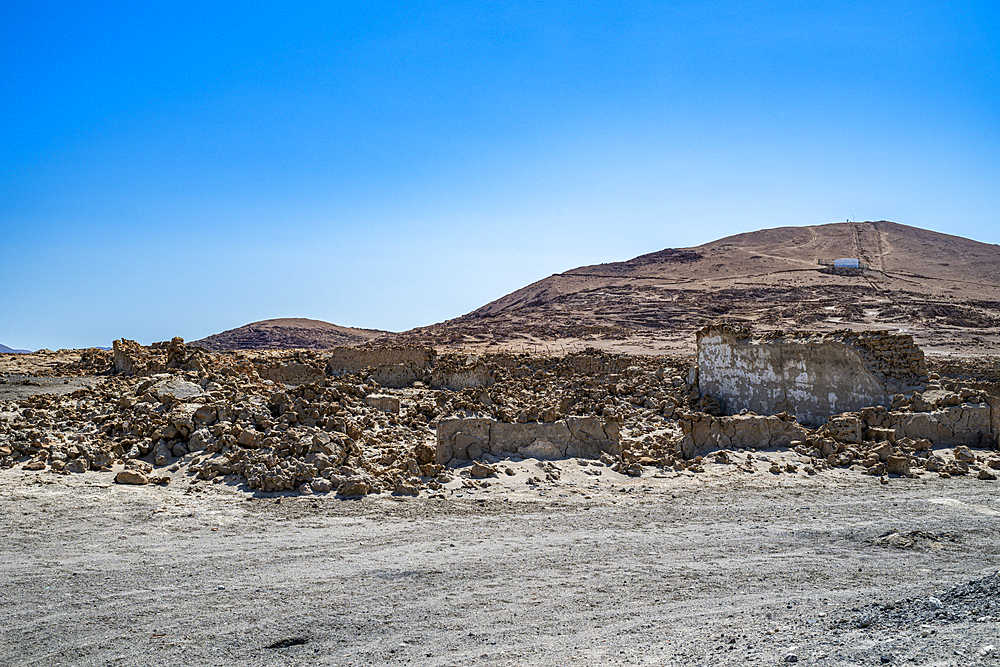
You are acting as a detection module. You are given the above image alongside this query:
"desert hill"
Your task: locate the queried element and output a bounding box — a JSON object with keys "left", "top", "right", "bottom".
{"left": 385, "top": 221, "right": 1000, "bottom": 355}
{"left": 193, "top": 318, "right": 386, "bottom": 351}
{"left": 0, "top": 344, "right": 30, "bottom": 354}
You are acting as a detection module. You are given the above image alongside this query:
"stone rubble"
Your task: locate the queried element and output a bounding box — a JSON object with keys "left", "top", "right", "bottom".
{"left": 1, "top": 336, "right": 997, "bottom": 496}
{"left": 842, "top": 570, "right": 1000, "bottom": 630}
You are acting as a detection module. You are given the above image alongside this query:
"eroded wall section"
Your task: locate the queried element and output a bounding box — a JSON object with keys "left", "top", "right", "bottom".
{"left": 697, "top": 325, "right": 926, "bottom": 426}
{"left": 436, "top": 417, "right": 621, "bottom": 465}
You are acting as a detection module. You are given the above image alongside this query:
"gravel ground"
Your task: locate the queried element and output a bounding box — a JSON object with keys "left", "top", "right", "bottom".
{"left": 3, "top": 465, "right": 1000, "bottom": 666}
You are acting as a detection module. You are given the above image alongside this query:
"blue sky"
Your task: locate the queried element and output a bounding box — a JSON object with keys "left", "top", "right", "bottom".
{"left": 2, "top": 1, "right": 998, "bottom": 349}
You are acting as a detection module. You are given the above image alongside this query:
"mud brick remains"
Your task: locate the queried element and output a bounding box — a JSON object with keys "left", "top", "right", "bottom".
{"left": 697, "top": 325, "right": 928, "bottom": 426}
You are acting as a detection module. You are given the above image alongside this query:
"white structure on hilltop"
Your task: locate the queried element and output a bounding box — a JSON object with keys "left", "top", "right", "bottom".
{"left": 818, "top": 258, "right": 869, "bottom": 270}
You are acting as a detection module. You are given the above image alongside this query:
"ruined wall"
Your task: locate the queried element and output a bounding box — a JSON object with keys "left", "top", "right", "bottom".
{"left": 677, "top": 412, "right": 810, "bottom": 459}
{"left": 889, "top": 406, "right": 992, "bottom": 447}
{"left": 324, "top": 347, "right": 436, "bottom": 388}
{"left": 113, "top": 339, "right": 159, "bottom": 376}
{"left": 430, "top": 355, "right": 493, "bottom": 390}
{"left": 697, "top": 325, "right": 926, "bottom": 426}
{"left": 988, "top": 394, "right": 1000, "bottom": 445}
{"left": 436, "top": 417, "right": 620, "bottom": 465}
{"left": 489, "top": 350, "right": 635, "bottom": 378}
{"left": 256, "top": 363, "right": 326, "bottom": 385}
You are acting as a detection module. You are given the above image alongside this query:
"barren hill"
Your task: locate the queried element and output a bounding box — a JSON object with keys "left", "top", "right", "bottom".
{"left": 0, "top": 344, "right": 30, "bottom": 354}
{"left": 386, "top": 221, "right": 1000, "bottom": 355}
{"left": 193, "top": 318, "right": 386, "bottom": 351}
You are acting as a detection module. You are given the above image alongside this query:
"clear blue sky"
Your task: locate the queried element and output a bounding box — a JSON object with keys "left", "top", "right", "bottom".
{"left": 2, "top": 1, "right": 998, "bottom": 349}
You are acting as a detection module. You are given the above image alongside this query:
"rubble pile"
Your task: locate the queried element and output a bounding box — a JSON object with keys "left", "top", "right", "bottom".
{"left": 844, "top": 570, "right": 1000, "bottom": 630}
{"left": 1, "top": 336, "right": 998, "bottom": 496}
{"left": 0, "top": 341, "right": 697, "bottom": 494}
{"left": 676, "top": 381, "right": 999, "bottom": 478}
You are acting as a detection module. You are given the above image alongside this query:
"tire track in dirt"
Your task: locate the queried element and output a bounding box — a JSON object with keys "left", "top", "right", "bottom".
{"left": 870, "top": 220, "right": 894, "bottom": 274}
{"left": 850, "top": 223, "right": 865, "bottom": 263}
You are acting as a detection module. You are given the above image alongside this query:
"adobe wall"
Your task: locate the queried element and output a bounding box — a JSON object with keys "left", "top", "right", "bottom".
{"left": 324, "top": 347, "right": 436, "bottom": 388}
{"left": 888, "top": 405, "right": 993, "bottom": 447}
{"left": 678, "top": 412, "right": 811, "bottom": 459}
{"left": 430, "top": 355, "right": 493, "bottom": 390}
{"left": 436, "top": 417, "right": 621, "bottom": 465}
{"left": 488, "top": 351, "right": 634, "bottom": 378}
{"left": 697, "top": 325, "right": 926, "bottom": 426}
{"left": 678, "top": 391, "right": 997, "bottom": 460}
{"left": 257, "top": 363, "right": 325, "bottom": 385}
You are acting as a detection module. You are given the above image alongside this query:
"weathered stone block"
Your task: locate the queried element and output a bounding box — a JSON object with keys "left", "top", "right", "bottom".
{"left": 435, "top": 417, "right": 620, "bottom": 465}
{"left": 678, "top": 412, "right": 810, "bottom": 459}
{"left": 325, "top": 347, "right": 435, "bottom": 388}
{"left": 257, "top": 363, "right": 325, "bottom": 385}
{"left": 364, "top": 394, "right": 401, "bottom": 414}
{"left": 436, "top": 418, "right": 494, "bottom": 465}
{"left": 150, "top": 377, "right": 205, "bottom": 403}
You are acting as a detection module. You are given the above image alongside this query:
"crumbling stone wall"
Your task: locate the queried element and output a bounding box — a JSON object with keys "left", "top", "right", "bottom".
{"left": 113, "top": 339, "right": 158, "bottom": 375}
{"left": 324, "top": 346, "right": 436, "bottom": 388}
{"left": 987, "top": 394, "right": 1000, "bottom": 444}
{"left": 865, "top": 388, "right": 996, "bottom": 448}
{"left": 697, "top": 325, "right": 927, "bottom": 426}
{"left": 890, "top": 407, "right": 992, "bottom": 446}
{"left": 677, "top": 412, "right": 810, "bottom": 459}
{"left": 489, "top": 350, "right": 635, "bottom": 378}
{"left": 436, "top": 417, "right": 620, "bottom": 465}
{"left": 113, "top": 338, "right": 207, "bottom": 376}
{"left": 257, "top": 363, "right": 326, "bottom": 385}
{"left": 677, "top": 390, "right": 997, "bottom": 461}
{"left": 431, "top": 355, "right": 492, "bottom": 390}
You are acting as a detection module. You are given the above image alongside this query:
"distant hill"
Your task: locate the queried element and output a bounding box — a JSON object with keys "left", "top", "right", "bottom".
{"left": 384, "top": 220, "right": 1000, "bottom": 355}
{"left": 193, "top": 318, "right": 388, "bottom": 351}
{"left": 0, "top": 343, "right": 31, "bottom": 354}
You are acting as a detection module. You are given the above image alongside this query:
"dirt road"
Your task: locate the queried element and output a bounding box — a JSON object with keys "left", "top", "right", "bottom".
{"left": 3, "top": 467, "right": 999, "bottom": 666}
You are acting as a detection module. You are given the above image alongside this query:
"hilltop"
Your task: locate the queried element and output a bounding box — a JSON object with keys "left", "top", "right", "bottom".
{"left": 385, "top": 221, "right": 1000, "bottom": 355}
{"left": 192, "top": 318, "right": 386, "bottom": 351}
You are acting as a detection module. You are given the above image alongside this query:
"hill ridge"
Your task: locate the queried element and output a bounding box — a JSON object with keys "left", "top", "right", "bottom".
{"left": 194, "top": 318, "right": 387, "bottom": 351}
{"left": 383, "top": 220, "right": 1000, "bottom": 355}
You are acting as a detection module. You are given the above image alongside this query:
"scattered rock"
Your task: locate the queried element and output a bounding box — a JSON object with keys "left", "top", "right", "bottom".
{"left": 338, "top": 478, "right": 372, "bottom": 497}
{"left": 114, "top": 470, "right": 148, "bottom": 485}
{"left": 470, "top": 461, "right": 495, "bottom": 479}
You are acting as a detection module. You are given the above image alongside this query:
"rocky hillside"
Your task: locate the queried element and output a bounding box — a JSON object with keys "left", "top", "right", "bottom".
{"left": 193, "top": 318, "right": 386, "bottom": 351}
{"left": 385, "top": 221, "right": 1000, "bottom": 355}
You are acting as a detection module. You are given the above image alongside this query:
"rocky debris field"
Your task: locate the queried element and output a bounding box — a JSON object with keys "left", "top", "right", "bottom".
{"left": 2, "top": 338, "right": 1000, "bottom": 666}
{"left": 1, "top": 339, "right": 999, "bottom": 502}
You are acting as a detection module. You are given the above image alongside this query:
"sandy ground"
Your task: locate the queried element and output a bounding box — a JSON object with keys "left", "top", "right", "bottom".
{"left": 3, "top": 459, "right": 1000, "bottom": 667}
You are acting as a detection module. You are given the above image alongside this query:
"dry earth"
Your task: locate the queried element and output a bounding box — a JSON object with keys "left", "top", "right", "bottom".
{"left": 3, "top": 462, "right": 1000, "bottom": 667}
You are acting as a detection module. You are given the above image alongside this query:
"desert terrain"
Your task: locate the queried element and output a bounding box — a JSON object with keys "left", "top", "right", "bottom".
{"left": 2, "top": 221, "right": 999, "bottom": 666}
{"left": 387, "top": 221, "right": 1000, "bottom": 357}
{"left": 193, "top": 318, "right": 387, "bottom": 352}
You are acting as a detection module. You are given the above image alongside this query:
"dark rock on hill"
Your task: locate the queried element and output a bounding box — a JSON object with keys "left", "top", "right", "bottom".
{"left": 193, "top": 318, "right": 387, "bottom": 351}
